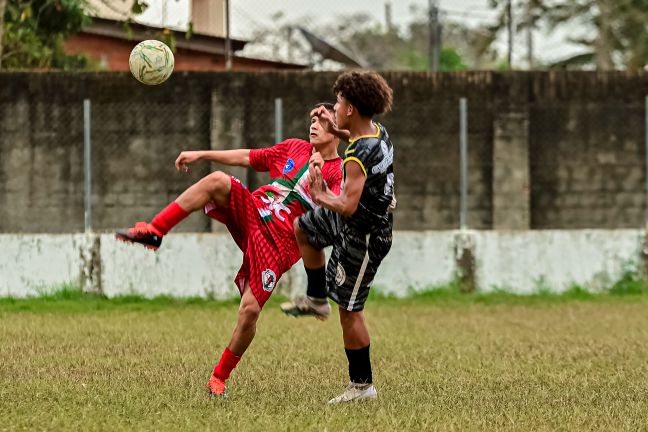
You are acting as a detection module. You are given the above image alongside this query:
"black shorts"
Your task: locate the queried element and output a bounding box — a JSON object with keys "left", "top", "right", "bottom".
{"left": 298, "top": 208, "right": 393, "bottom": 311}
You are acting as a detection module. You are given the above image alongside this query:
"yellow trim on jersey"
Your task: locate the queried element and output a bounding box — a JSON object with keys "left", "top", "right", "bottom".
{"left": 343, "top": 157, "right": 367, "bottom": 177}
{"left": 348, "top": 122, "right": 381, "bottom": 144}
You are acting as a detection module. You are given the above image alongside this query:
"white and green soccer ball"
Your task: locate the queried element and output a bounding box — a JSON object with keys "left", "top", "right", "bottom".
{"left": 129, "top": 40, "right": 174, "bottom": 85}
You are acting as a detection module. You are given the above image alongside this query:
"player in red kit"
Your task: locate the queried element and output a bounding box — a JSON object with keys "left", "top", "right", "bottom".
{"left": 115, "top": 103, "right": 342, "bottom": 397}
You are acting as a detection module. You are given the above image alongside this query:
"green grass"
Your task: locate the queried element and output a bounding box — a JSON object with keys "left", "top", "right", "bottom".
{"left": 2, "top": 290, "right": 648, "bottom": 431}
{"left": 4, "top": 278, "right": 647, "bottom": 315}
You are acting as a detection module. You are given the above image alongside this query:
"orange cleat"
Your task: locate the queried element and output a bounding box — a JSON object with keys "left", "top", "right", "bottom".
{"left": 207, "top": 375, "right": 227, "bottom": 399}
{"left": 115, "top": 222, "right": 163, "bottom": 251}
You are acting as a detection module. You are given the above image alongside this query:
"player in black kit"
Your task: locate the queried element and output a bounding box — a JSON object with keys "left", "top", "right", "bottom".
{"left": 281, "top": 71, "right": 395, "bottom": 404}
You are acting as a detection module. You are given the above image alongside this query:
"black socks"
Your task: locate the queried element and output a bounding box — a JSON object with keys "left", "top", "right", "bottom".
{"left": 305, "top": 266, "right": 327, "bottom": 300}
{"left": 345, "top": 345, "right": 372, "bottom": 385}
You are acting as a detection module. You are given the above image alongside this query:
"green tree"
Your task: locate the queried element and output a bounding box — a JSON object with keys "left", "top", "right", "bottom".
{"left": 550, "top": 0, "right": 648, "bottom": 70}
{"left": 402, "top": 12, "right": 493, "bottom": 70}
{"left": 486, "top": 0, "right": 648, "bottom": 70}
{"left": 1, "top": 0, "right": 91, "bottom": 69}
{"left": 327, "top": 12, "right": 470, "bottom": 71}
{"left": 0, "top": 0, "right": 6, "bottom": 68}
{"left": 252, "top": 11, "right": 472, "bottom": 71}
{"left": 482, "top": 0, "right": 550, "bottom": 69}
{"left": 615, "top": 0, "right": 648, "bottom": 70}
{"left": 544, "top": 0, "right": 615, "bottom": 70}
{"left": 1, "top": 0, "right": 148, "bottom": 70}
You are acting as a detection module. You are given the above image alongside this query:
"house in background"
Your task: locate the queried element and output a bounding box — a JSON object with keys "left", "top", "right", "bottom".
{"left": 64, "top": 0, "right": 307, "bottom": 71}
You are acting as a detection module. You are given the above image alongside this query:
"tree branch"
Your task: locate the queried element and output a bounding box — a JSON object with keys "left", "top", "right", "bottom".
{"left": 0, "top": 0, "right": 6, "bottom": 69}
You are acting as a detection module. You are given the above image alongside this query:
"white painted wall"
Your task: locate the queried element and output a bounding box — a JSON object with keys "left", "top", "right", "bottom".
{"left": 100, "top": 233, "right": 242, "bottom": 299}
{"left": 473, "top": 230, "right": 643, "bottom": 293}
{"left": 0, "top": 234, "right": 86, "bottom": 297}
{"left": 0, "top": 230, "right": 643, "bottom": 298}
{"left": 372, "top": 231, "right": 457, "bottom": 294}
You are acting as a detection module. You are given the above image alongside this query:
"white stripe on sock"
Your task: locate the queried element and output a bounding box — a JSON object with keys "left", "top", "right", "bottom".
{"left": 347, "top": 234, "right": 370, "bottom": 311}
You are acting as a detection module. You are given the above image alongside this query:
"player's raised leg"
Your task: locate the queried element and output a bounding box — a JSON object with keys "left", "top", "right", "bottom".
{"left": 115, "top": 171, "right": 231, "bottom": 250}
{"left": 207, "top": 280, "right": 261, "bottom": 398}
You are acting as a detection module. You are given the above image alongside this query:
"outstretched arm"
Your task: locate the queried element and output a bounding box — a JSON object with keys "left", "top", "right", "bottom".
{"left": 175, "top": 149, "right": 251, "bottom": 172}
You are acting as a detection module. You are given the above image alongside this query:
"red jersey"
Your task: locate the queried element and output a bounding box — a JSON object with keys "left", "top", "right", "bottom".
{"left": 249, "top": 138, "right": 342, "bottom": 237}
{"left": 203, "top": 138, "right": 341, "bottom": 307}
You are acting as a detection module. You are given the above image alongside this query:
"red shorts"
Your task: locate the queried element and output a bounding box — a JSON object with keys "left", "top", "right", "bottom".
{"left": 204, "top": 176, "right": 290, "bottom": 307}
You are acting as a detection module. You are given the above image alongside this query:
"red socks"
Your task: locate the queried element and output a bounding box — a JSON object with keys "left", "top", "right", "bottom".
{"left": 151, "top": 202, "right": 189, "bottom": 235}
{"left": 212, "top": 347, "right": 242, "bottom": 381}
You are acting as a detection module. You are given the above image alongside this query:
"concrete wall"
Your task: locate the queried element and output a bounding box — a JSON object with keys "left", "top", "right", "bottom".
{"left": 2, "top": 72, "right": 648, "bottom": 233}
{"left": 0, "top": 231, "right": 642, "bottom": 298}
{"left": 0, "top": 73, "right": 214, "bottom": 233}
{"left": 474, "top": 230, "right": 642, "bottom": 293}
{"left": 529, "top": 72, "right": 648, "bottom": 228}
{"left": 0, "top": 234, "right": 87, "bottom": 297}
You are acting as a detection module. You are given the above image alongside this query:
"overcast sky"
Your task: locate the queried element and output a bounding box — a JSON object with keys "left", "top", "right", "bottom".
{"left": 137, "top": 0, "right": 582, "bottom": 66}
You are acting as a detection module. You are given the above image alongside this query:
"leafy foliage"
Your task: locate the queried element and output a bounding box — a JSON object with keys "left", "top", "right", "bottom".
{"left": 1, "top": 0, "right": 91, "bottom": 69}
{"left": 0, "top": 0, "right": 149, "bottom": 70}
{"left": 487, "top": 0, "right": 648, "bottom": 70}
{"left": 246, "top": 11, "right": 471, "bottom": 71}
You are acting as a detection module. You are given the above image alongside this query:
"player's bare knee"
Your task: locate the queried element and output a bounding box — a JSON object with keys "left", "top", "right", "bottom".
{"left": 204, "top": 171, "right": 230, "bottom": 193}
{"left": 239, "top": 298, "right": 261, "bottom": 324}
{"left": 199, "top": 171, "right": 231, "bottom": 206}
{"left": 339, "top": 308, "right": 362, "bottom": 326}
{"left": 196, "top": 171, "right": 227, "bottom": 195}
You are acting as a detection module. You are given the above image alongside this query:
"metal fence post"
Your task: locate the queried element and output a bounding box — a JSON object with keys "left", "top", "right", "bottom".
{"left": 645, "top": 95, "right": 648, "bottom": 228}
{"left": 84, "top": 99, "right": 92, "bottom": 232}
{"left": 275, "top": 97, "right": 283, "bottom": 143}
{"left": 641, "top": 96, "right": 648, "bottom": 278}
{"left": 459, "top": 97, "right": 468, "bottom": 230}
{"left": 455, "top": 97, "right": 475, "bottom": 292}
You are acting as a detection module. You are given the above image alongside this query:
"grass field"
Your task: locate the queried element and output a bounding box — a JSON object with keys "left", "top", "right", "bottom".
{"left": 2, "top": 290, "right": 648, "bottom": 431}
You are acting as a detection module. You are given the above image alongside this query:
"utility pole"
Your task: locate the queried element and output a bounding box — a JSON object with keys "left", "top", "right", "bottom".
{"left": 507, "top": 0, "right": 513, "bottom": 69}
{"left": 225, "top": 0, "right": 232, "bottom": 70}
{"left": 595, "top": 0, "right": 613, "bottom": 70}
{"left": 385, "top": 1, "right": 393, "bottom": 31}
{"left": 428, "top": 0, "right": 442, "bottom": 72}
{"left": 525, "top": 0, "right": 534, "bottom": 69}
{"left": 286, "top": 27, "right": 293, "bottom": 63}
{"left": 0, "top": 0, "right": 6, "bottom": 69}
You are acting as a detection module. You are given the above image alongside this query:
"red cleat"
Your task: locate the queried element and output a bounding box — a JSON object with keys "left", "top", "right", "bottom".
{"left": 207, "top": 375, "right": 227, "bottom": 399}
{"left": 115, "top": 222, "right": 163, "bottom": 251}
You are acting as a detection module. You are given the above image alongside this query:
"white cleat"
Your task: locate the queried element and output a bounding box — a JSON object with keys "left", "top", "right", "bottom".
{"left": 280, "top": 296, "right": 331, "bottom": 320}
{"left": 328, "top": 382, "right": 378, "bottom": 404}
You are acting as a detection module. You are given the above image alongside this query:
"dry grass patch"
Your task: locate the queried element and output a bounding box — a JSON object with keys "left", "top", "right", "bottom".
{"left": 1, "top": 296, "right": 648, "bottom": 431}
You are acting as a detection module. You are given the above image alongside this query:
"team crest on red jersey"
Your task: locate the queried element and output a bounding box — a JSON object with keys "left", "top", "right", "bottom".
{"left": 283, "top": 158, "right": 295, "bottom": 175}
{"left": 261, "top": 269, "right": 277, "bottom": 292}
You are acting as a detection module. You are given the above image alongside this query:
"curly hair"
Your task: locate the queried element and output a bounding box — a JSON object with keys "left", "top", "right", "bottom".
{"left": 333, "top": 71, "right": 393, "bottom": 118}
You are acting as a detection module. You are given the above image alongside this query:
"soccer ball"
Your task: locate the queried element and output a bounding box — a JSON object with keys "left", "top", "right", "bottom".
{"left": 129, "top": 40, "right": 174, "bottom": 85}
